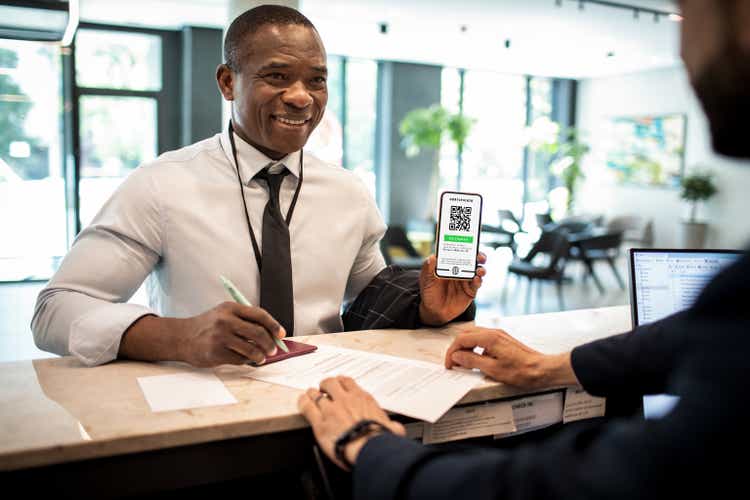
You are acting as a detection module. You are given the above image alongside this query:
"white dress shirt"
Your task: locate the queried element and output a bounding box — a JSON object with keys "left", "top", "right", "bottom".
{"left": 31, "top": 129, "right": 387, "bottom": 366}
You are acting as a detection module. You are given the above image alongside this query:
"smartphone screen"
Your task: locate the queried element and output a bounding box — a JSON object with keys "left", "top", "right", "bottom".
{"left": 435, "top": 191, "right": 483, "bottom": 279}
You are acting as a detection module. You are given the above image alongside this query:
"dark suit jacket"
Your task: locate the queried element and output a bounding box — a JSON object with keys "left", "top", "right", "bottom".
{"left": 354, "top": 252, "right": 750, "bottom": 500}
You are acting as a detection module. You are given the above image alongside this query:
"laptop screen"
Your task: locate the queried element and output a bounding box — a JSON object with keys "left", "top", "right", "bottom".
{"left": 630, "top": 249, "right": 743, "bottom": 418}
{"left": 631, "top": 250, "right": 742, "bottom": 326}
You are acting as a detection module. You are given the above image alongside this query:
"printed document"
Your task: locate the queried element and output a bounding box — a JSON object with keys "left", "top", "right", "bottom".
{"left": 247, "top": 344, "right": 483, "bottom": 422}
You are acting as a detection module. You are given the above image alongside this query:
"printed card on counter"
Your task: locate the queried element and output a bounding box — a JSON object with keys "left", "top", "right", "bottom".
{"left": 563, "top": 387, "right": 606, "bottom": 423}
{"left": 495, "top": 392, "right": 565, "bottom": 439}
{"left": 423, "top": 401, "right": 515, "bottom": 444}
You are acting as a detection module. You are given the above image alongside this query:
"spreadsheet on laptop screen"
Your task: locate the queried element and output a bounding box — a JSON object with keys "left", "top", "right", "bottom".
{"left": 632, "top": 251, "right": 740, "bottom": 325}
{"left": 631, "top": 250, "right": 742, "bottom": 418}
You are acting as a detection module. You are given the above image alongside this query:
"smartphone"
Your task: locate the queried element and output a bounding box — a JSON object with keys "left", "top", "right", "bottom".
{"left": 435, "top": 191, "right": 483, "bottom": 280}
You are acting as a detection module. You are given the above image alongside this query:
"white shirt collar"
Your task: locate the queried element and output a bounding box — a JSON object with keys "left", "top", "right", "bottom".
{"left": 220, "top": 127, "right": 302, "bottom": 185}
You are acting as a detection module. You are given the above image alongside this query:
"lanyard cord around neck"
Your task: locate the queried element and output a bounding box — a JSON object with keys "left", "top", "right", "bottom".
{"left": 227, "top": 121, "right": 304, "bottom": 271}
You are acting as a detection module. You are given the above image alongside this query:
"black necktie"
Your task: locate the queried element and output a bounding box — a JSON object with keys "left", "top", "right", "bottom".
{"left": 255, "top": 167, "right": 295, "bottom": 336}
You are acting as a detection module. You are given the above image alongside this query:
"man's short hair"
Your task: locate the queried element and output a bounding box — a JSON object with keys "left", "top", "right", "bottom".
{"left": 224, "top": 4, "right": 316, "bottom": 71}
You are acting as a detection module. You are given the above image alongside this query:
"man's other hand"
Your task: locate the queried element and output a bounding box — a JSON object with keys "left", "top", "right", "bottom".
{"left": 298, "top": 376, "right": 405, "bottom": 470}
{"left": 445, "top": 327, "right": 578, "bottom": 389}
{"left": 418, "top": 252, "right": 486, "bottom": 325}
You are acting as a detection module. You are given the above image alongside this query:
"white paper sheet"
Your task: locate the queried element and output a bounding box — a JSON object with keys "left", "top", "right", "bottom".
{"left": 495, "top": 392, "right": 564, "bottom": 438}
{"left": 137, "top": 371, "right": 238, "bottom": 413}
{"left": 563, "top": 387, "right": 606, "bottom": 423}
{"left": 423, "top": 401, "right": 515, "bottom": 444}
{"left": 246, "top": 345, "right": 483, "bottom": 423}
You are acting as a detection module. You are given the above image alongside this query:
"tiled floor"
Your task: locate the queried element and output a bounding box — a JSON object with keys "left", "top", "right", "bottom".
{"left": 0, "top": 248, "right": 631, "bottom": 363}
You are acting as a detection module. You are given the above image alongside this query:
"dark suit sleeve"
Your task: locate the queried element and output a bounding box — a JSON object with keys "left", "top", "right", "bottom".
{"left": 342, "top": 265, "right": 475, "bottom": 331}
{"left": 571, "top": 310, "right": 692, "bottom": 398}
{"left": 355, "top": 404, "right": 702, "bottom": 500}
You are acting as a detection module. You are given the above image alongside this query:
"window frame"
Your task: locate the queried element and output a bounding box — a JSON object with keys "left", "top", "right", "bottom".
{"left": 68, "top": 22, "right": 181, "bottom": 235}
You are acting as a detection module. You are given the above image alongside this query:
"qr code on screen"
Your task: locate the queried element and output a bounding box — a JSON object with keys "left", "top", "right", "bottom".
{"left": 449, "top": 205, "right": 472, "bottom": 231}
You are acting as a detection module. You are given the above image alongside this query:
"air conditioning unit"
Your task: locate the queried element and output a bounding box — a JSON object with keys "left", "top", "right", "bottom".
{"left": 0, "top": 0, "right": 78, "bottom": 45}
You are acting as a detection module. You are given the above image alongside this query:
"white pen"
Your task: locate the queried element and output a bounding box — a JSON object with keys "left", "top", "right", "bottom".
{"left": 220, "top": 275, "right": 289, "bottom": 353}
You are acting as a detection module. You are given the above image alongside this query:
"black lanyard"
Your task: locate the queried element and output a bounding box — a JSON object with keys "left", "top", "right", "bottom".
{"left": 228, "top": 121, "right": 304, "bottom": 271}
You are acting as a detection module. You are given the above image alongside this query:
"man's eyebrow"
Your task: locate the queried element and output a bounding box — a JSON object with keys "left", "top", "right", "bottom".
{"left": 259, "top": 62, "right": 291, "bottom": 71}
{"left": 311, "top": 65, "right": 327, "bottom": 74}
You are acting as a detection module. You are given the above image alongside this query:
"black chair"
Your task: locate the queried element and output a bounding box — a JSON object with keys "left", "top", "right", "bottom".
{"left": 607, "top": 215, "right": 654, "bottom": 248}
{"left": 481, "top": 210, "right": 525, "bottom": 256}
{"left": 380, "top": 226, "right": 424, "bottom": 270}
{"left": 568, "top": 231, "right": 625, "bottom": 293}
{"left": 535, "top": 212, "right": 553, "bottom": 228}
{"left": 504, "top": 230, "right": 571, "bottom": 313}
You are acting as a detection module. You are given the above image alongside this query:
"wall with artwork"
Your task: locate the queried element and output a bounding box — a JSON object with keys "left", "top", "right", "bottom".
{"left": 605, "top": 113, "right": 686, "bottom": 188}
{"left": 576, "top": 66, "right": 750, "bottom": 248}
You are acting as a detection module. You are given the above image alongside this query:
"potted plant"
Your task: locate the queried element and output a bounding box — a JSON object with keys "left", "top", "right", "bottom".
{"left": 680, "top": 172, "right": 718, "bottom": 248}
{"left": 399, "top": 104, "right": 474, "bottom": 218}
{"left": 526, "top": 117, "right": 590, "bottom": 216}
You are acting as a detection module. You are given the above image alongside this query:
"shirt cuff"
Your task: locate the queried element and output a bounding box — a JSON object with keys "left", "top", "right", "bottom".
{"left": 354, "top": 433, "right": 432, "bottom": 500}
{"left": 69, "top": 303, "right": 155, "bottom": 366}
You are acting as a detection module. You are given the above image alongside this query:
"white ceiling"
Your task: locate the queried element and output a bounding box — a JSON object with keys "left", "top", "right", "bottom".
{"left": 79, "top": 0, "right": 683, "bottom": 79}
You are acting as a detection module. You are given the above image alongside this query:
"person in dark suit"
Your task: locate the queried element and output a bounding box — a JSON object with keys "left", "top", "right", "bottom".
{"left": 297, "top": 1, "right": 750, "bottom": 498}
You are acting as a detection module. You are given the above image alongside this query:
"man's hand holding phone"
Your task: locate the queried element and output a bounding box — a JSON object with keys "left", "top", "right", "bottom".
{"left": 418, "top": 191, "right": 487, "bottom": 326}
{"left": 418, "top": 251, "right": 487, "bottom": 325}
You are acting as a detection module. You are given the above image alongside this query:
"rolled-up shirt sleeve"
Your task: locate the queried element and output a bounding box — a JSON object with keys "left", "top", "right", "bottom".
{"left": 31, "top": 165, "right": 163, "bottom": 366}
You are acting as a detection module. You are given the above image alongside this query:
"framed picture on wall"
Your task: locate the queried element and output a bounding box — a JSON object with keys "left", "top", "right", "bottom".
{"left": 605, "top": 113, "right": 687, "bottom": 188}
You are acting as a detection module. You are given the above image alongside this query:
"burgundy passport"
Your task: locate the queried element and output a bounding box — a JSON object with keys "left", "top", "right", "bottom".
{"left": 261, "top": 339, "right": 318, "bottom": 365}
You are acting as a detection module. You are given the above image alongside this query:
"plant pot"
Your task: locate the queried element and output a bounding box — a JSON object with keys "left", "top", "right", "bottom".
{"left": 681, "top": 221, "right": 709, "bottom": 249}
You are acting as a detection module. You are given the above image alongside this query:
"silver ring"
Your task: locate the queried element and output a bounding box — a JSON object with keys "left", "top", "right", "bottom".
{"left": 314, "top": 392, "right": 330, "bottom": 404}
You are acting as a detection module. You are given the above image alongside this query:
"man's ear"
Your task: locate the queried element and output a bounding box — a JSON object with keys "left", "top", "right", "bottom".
{"left": 216, "top": 64, "right": 235, "bottom": 101}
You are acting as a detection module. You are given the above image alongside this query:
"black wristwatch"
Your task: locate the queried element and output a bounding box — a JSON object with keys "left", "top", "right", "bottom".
{"left": 334, "top": 419, "right": 391, "bottom": 469}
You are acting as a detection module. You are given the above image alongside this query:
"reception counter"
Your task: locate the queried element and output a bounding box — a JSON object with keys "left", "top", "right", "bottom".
{"left": 1, "top": 306, "right": 631, "bottom": 494}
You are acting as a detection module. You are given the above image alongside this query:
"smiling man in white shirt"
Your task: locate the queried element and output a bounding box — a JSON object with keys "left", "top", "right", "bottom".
{"left": 31, "top": 5, "right": 486, "bottom": 367}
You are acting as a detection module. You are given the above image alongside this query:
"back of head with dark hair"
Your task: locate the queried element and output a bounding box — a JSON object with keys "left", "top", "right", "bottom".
{"left": 224, "top": 4, "right": 316, "bottom": 71}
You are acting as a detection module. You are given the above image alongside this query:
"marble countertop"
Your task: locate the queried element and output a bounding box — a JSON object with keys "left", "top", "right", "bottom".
{"left": 0, "top": 306, "right": 630, "bottom": 471}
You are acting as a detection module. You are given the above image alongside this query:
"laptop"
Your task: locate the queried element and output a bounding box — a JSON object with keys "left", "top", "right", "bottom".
{"left": 629, "top": 248, "right": 744, "bottom": 418}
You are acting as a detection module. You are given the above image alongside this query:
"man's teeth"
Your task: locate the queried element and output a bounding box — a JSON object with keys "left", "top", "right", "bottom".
{"left": 276, "top": 117, "right": 307, "bottom": 125}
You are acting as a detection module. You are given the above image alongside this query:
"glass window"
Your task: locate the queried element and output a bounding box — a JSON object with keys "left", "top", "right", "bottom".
{"left": 75, "top": 29, "right": 162, "bottom": 91}
{"left": 78, "top": 96, "right": 157, "bottom": 227}
{"left": 306, "top": 55, "right": 343, "bottom": 166}
{"left": 306, "top": 56, "right": 378, "bottom": 198}
{"left": 0, "top": 39, "right": 65, "bottom": 281}
{"left": 460, "top": 70, "right": 527, "bottom": 225}
{"left": 439, "top": 67, "right": 461, "bottom": 191}
{"left": 345, "top": 58, "right": 377, "bottom": 197}
{"left": 526, "top": 77, "right": 555, "bottom": 223}
{"left": 530, "top": 77, "right": 552, "bottom": 122}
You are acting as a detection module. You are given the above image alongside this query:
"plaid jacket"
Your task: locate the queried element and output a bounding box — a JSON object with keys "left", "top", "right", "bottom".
{"left": 342, "top": 265, "right": 476, "bottom": 331}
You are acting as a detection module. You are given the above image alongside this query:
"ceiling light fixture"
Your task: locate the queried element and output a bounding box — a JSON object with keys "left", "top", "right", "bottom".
{"left": 564, "top": 1, "right": 677, "bottom": 22}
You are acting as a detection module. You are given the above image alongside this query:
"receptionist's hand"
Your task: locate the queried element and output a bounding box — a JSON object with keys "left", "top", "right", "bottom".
{"left": 178, "top": 302, "right": 285, "bottom": 367}
{"left": 298, "top": 376, "right": 405, "bottom": 470}
{"left": 445, "top": 327, "right": 578, "bottom": 389}
{"left": 418, "top": 252, "right": 487, "bottom": 325}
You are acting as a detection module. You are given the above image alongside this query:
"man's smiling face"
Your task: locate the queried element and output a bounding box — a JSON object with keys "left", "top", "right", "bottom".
{"left": 219, "top": 23, "right": 328, "bottom": 159}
